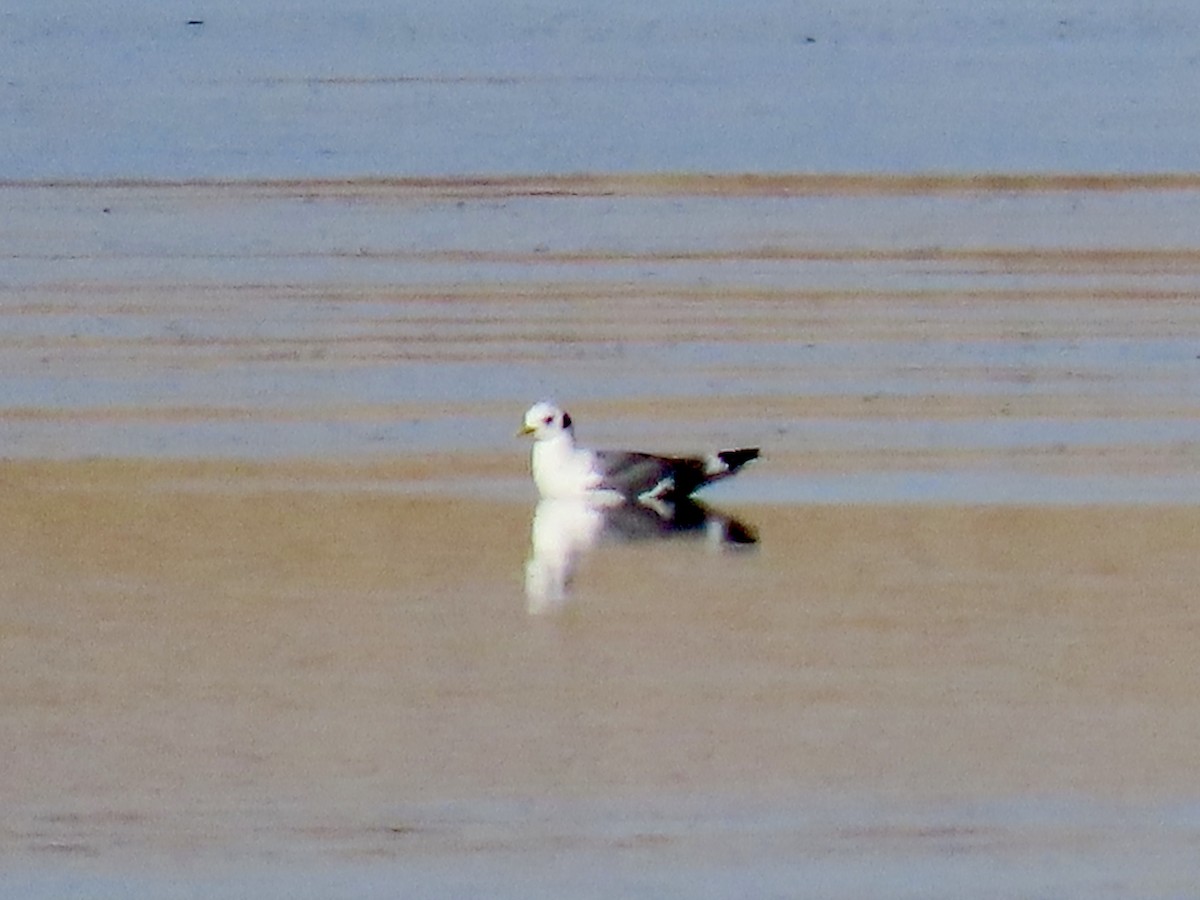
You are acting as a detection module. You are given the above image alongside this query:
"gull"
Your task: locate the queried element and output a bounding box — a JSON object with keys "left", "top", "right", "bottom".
{"left": 518, "top": 401, "right": 759, "bottom": 504}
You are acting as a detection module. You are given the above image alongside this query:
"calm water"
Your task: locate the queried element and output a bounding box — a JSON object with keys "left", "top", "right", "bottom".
{"left": 5, "top": 1, "right": 1200, "bottom": 178}
{"left": 5, "top": 2, "right": 1200, "bottom": 896}
{"left": 4, "top": 470, "right": 1200, "bottom": 898}
{"left": 5, "top": 179, "right": 1200, "bottom": 503}
{"left": 4, "top": 179, "right": 1200, "bottom": 897}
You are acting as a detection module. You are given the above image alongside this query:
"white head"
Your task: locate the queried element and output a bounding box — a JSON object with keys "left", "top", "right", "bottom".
{"left": 519, "top": 401, "right": 574, "bottom": 442}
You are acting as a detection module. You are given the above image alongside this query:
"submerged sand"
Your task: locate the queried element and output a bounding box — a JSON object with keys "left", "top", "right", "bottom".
{"left": 4, "top": 460, "right": 1200, "bottom": 892}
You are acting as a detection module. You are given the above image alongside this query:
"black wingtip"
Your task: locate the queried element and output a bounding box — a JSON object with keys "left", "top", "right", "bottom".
{"left": 718, "top": 448, "right": 760, "bottom": 471}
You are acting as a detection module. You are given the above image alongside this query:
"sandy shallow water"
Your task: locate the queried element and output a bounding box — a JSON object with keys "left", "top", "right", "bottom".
{"left": 4, "top": 178, "right": 1200, "bottom": 896}
{"left": 4, "top": 460, "right": 1200, "bottom": 896}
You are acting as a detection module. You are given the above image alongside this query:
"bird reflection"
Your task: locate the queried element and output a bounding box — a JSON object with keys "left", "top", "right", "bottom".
{"left": 524, "top": 497, "right": 758, "bottom": 613}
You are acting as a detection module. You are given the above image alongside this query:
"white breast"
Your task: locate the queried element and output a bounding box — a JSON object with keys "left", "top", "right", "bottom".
{"left": 531, "top": 436, "right": 610, "bottom": 500}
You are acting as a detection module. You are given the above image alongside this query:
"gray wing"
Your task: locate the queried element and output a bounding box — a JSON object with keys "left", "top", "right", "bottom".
{"left": 593, "top": 447, "right": 760, "bottom": 499}
{"left": 592, "top": 450, "right": 706, "bottom": 499}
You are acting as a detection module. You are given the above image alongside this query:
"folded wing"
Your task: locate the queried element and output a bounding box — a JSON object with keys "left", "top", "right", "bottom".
{"left": 593, "top": 448, "right": 759, "bottom": 500}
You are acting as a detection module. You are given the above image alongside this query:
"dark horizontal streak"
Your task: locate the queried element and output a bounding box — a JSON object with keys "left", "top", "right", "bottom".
{"left": 5, "top": 172, "right": 1200, "bottom": 198}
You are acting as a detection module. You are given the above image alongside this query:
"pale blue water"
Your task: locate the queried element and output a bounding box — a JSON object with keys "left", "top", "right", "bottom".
{"left": 4, "top": 0, "right": 1200, "bottom": 179}
{"left": 7, "top": 795, "right": 1200, "bottom": 899}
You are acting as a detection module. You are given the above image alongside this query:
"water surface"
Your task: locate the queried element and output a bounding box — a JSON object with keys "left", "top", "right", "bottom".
{"left": 4, "top": 178, "right": 1200, "bottom": 896}
{"left": 4, "top": 461, "right": 1200, "bottom": 897}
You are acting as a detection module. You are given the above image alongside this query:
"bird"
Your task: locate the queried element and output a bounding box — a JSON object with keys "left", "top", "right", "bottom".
{"left": 518, "top": 401, "right": 759, "bottom": 504}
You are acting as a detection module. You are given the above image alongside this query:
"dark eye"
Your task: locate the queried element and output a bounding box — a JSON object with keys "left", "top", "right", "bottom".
{"left": 543, "top": 415, "right": 554, "bottom": 424}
